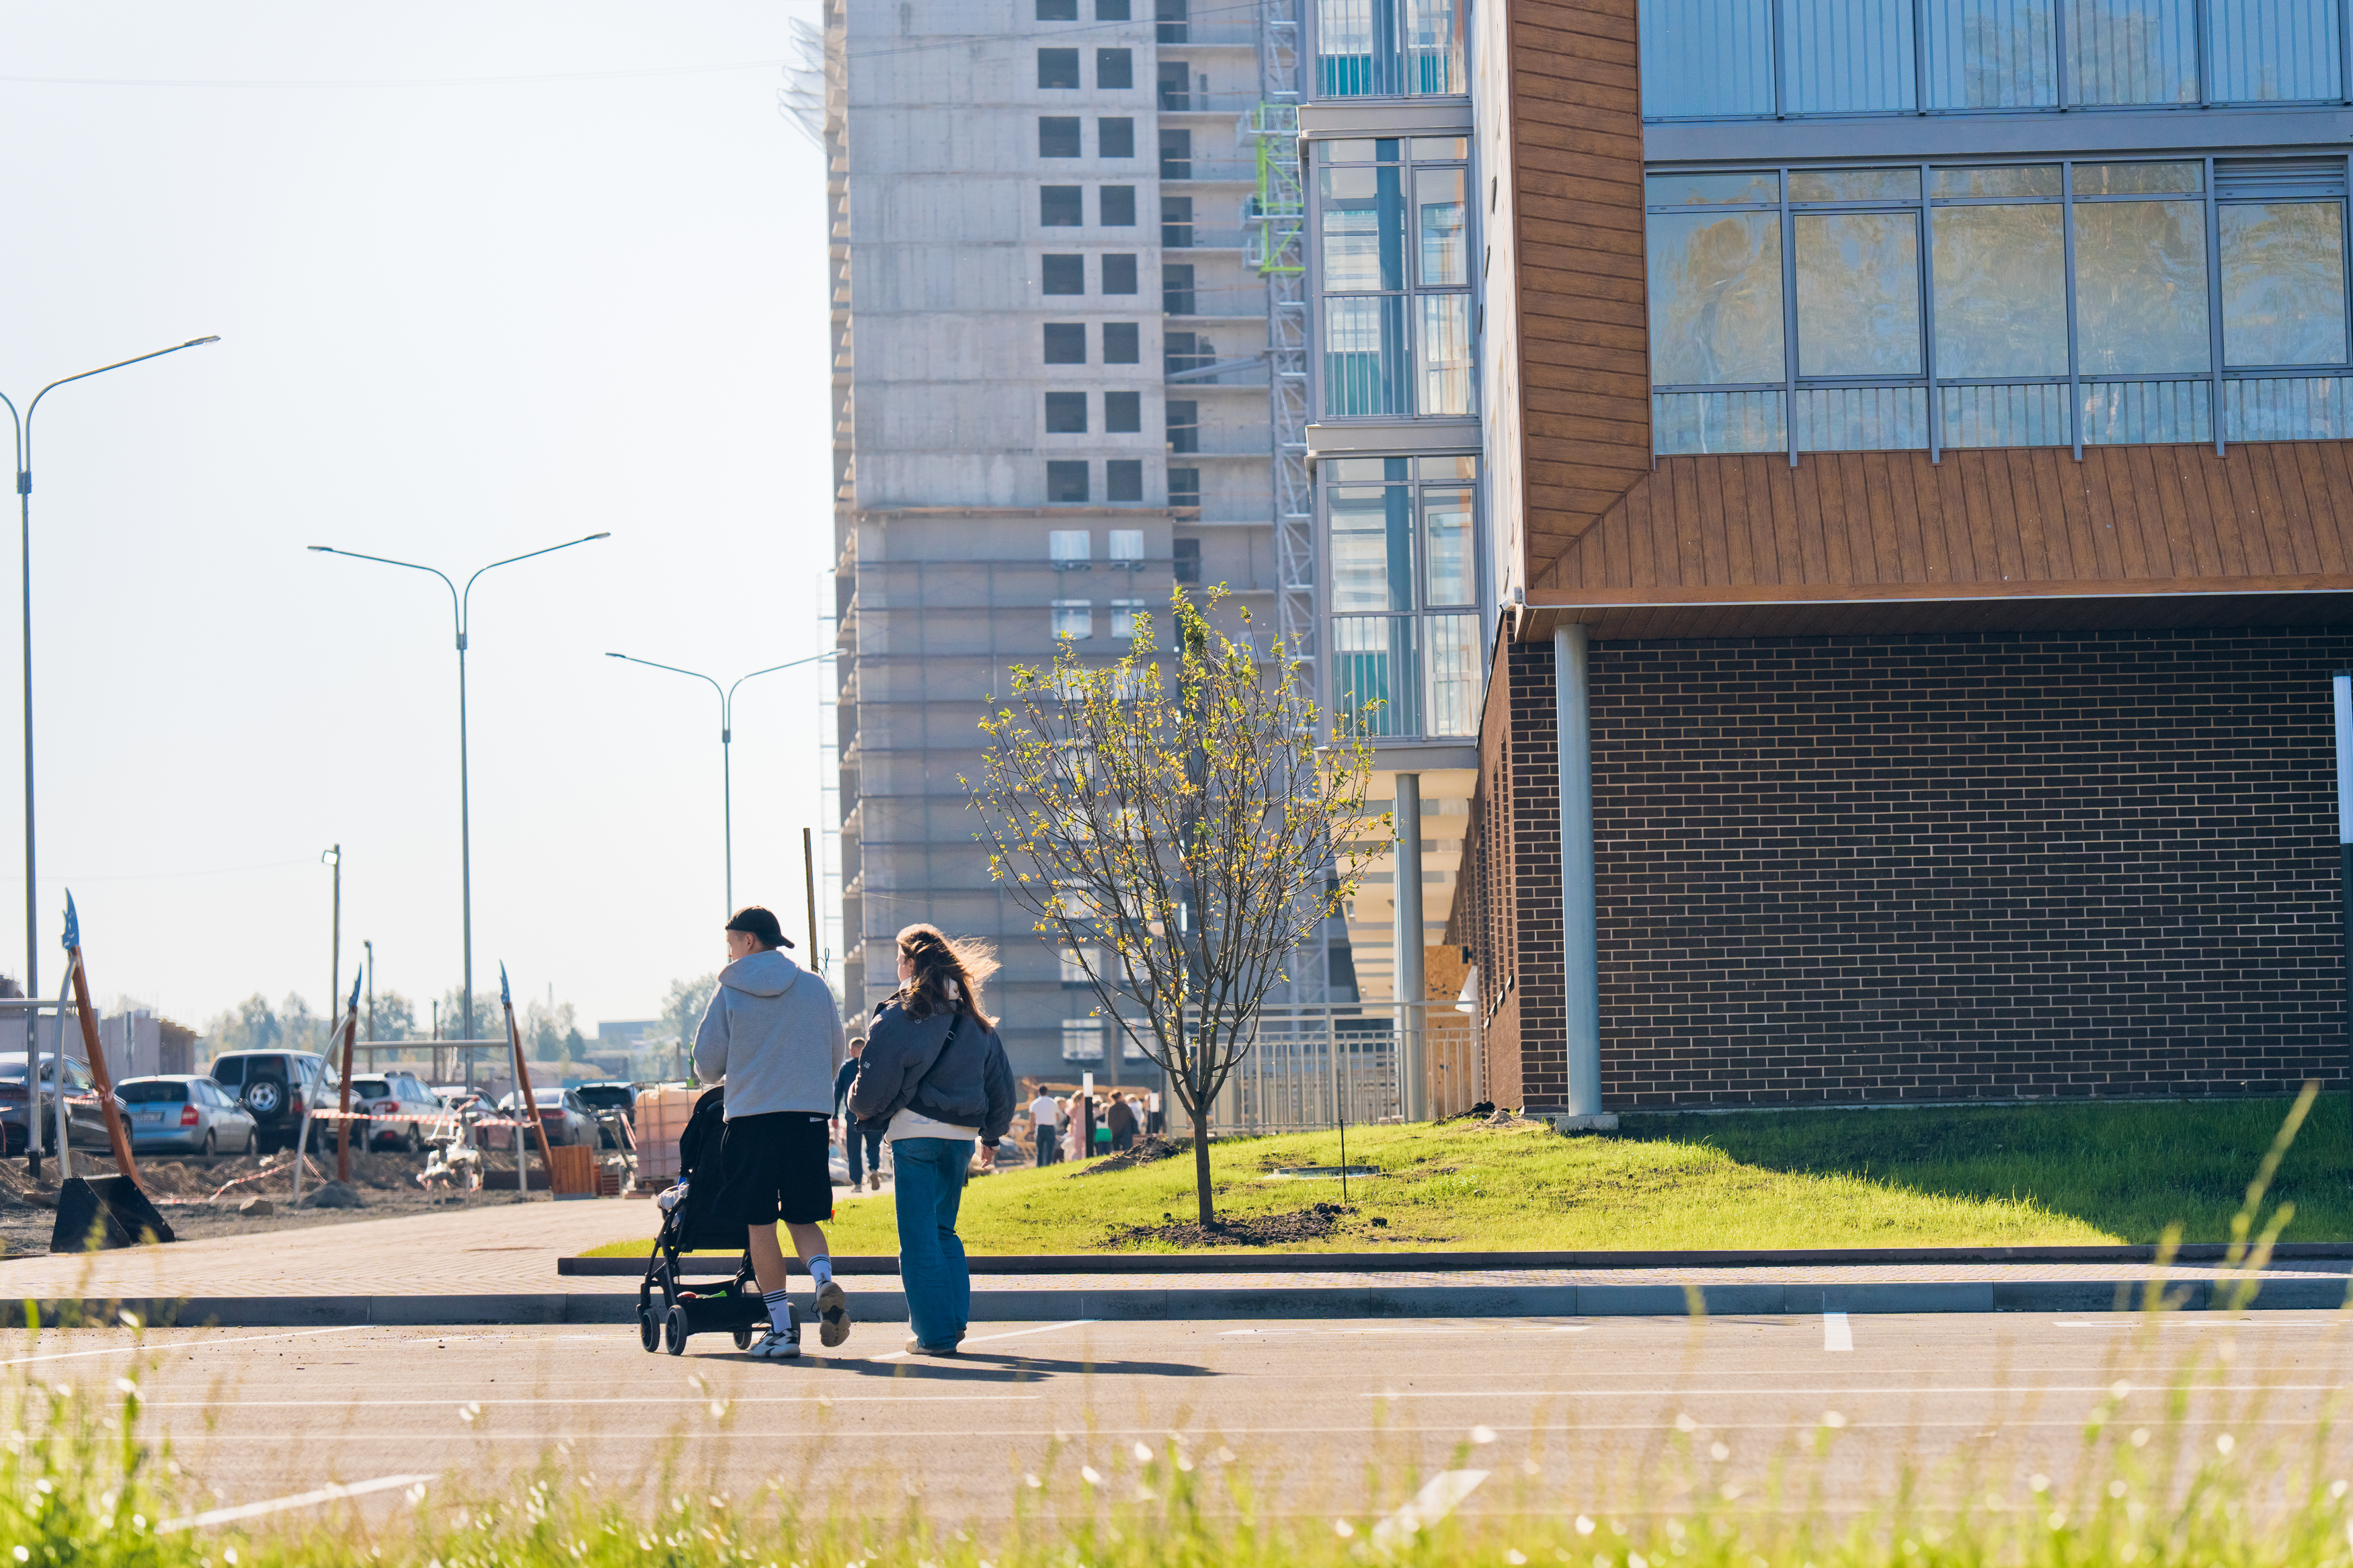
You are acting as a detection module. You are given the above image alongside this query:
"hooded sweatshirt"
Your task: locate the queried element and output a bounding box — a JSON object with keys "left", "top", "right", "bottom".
{"left": 690, "top": 949, "right": 846, "bottom": 1120}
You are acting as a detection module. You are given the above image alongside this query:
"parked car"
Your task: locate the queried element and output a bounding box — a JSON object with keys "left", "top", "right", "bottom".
{"left": 342, "top": 1071, "right": 446, "bottom": 1153}
{"left": 493, "top": 1086, "right": 595, "bottom": 1149}
{"left": 206, "top": 1050, "right": 331, "bottom": 1153}
{"left": 119, "top": 1075, "right": 257, "bottom": 1157}
{"left": 571, "top": 1081, "right": 637, "bottom": 1148}
{"left": 0, "top": 1052, "right": 120, "bottom": 1155}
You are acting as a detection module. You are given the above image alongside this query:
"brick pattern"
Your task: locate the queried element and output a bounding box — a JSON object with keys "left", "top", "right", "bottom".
{"left": 1463, "top": 636, "right": 1570, "bottom": 1108}
{"left": 1582, "top": 628, "right": 2353, "bottom": 1108}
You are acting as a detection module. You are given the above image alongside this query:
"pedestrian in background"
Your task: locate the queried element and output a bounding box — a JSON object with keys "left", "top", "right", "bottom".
{"left": 692, "top": 906, "right": 852, "bottom": 1360}
{"left": 848, "top": 923, "right": 1016, "bottom": 1356}
{"left": 834, "top": 1036, "right": 885, "bottom": 1192}
{"left": 1107, "top": 1091, "right": 1138, "bottom": 1153}
{"left": 1060, "top": 1094, "right": 1082, "bottom": 1163}
{"left": 1028, "top": 1084, "right": 1062, "bottom": 1167}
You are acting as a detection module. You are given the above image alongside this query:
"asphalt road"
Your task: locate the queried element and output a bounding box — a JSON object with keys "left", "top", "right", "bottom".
{"left": 11, "top": 1311, "right": 2351, "bottom": 1530}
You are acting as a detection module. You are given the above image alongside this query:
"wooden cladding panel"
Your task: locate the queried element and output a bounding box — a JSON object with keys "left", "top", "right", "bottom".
{"left": 1534, "top": 446, "right": 2353, "bottom": 614}
{"left": 1510, "top": 0, "right": 1650, "bottom": 570}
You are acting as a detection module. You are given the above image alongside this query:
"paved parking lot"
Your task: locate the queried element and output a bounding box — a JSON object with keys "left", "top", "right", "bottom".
{"left": 14, "top": 1309, "right": 2350, "bottom": 1526}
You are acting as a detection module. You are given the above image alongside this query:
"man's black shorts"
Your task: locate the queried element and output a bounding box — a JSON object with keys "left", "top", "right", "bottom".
{"left": 711, "top": 1112, "right": 835, "bottom": 1227}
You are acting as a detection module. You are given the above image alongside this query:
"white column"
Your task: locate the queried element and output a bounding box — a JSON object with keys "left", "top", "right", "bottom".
{"left": 1394, "top": 773, "right": 1425, "bottom": 1120}
{"left": 1555, "top": 625, "right": 1607, "bottom": 1124}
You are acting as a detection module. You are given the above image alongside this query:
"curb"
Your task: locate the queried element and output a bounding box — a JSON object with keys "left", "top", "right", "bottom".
{"left": 5, "top": 1276, "right": 2347, "bottom": 1328}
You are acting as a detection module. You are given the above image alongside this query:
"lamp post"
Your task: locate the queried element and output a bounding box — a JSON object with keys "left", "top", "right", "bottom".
{"left": 604, "top": 651, "right": 832, "bottom": 913}
{"left": 309, "top": 533, "right": 610, "bottom": 1042}
{"left": 322, "top": 845, "right": 342, "bottom": 1043}
{"left": 0, "top": 336, "right": 220, "bottom": 1010}
{"left": 363, "top": 938, "right": 375, "bottom": 1043}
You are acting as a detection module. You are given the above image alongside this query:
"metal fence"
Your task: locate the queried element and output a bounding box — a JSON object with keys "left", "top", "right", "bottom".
{"left": 1193, "top": 1000, "right": 1482, "bottom": 1134}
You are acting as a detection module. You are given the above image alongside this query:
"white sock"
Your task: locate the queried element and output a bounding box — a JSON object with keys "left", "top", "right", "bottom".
{"left": 762, "top": 1288, "right": 793, "bottom": 1333}
{"left": 807, "top": 1255, "right": 834, "bottom": 1288}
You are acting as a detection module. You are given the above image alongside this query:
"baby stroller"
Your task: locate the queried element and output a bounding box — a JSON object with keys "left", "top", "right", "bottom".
{"left": 636, "top": 1087, "right": 774, "bottom": 1355}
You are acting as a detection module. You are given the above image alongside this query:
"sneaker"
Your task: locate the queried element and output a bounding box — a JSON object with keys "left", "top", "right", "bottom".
{"left": 865, "top": 1172, "right": 880, "bottom": 1192}
{"left": 748, "top": 1315, "right": 801, "bottom": 1359}
{"left": 902, "top": 1337, "right": 959, "bottom": 1356}
{"left": 814, "top": 1278, "right": 852, "bottom": 1348}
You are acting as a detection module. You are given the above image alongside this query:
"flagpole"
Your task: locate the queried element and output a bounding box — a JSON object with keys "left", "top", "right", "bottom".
{"left": 335, "top": 968, "right": 361, "bottom": 1184}
{"left": 501, "top": 964, "right": 557, "bottom": 1199}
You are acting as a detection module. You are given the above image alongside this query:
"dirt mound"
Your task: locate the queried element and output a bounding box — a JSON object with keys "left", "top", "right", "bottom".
{"left": 1103, "top": 1201, "right": 1358, "bottom": 1248}
{"left": 1080, "top": 1134, "right": 1185, "bottom": 1175}
{"left": 1467, "top": 1106, "right": 1546, "bottom": 1131}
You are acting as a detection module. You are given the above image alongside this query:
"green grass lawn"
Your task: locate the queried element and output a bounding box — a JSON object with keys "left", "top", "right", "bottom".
{"left": 586, "top": 1094, "right": 2353, "bottom": 1257}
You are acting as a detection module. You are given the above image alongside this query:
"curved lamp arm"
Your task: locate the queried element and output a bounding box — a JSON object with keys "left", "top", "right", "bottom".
{"left": 461, "top": 532, "right": 612, "bottom": 634}
{"left": 308, "top": 547, "right": 461, "bottom": 642}
{"left": 0, "top": 337, "right": 220, "bottom": 481}
{"left": 606, "top": 652, "right": 727, "bottom": 735}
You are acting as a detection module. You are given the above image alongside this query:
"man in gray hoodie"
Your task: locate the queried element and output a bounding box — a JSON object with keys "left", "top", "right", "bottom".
{"left": 693, "top": 906, "right": 850, "bottom": 1359}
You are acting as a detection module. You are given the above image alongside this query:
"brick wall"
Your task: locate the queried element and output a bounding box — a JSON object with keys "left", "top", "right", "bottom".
{"left": 1585, "top": 627, "right": 2353, "bottom": 1107}
{"left": 1464, "top": 634, "right": 1567, "bottom": 1110}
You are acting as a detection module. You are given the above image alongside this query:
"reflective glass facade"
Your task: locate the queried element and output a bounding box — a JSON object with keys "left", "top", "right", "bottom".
{"left": 1326, "top": 456, "right": 1481, "bottom": 739}
{"left": 1316, "top": 137, "right": 1475, "bottom": 417}
{"left": 1315, "top": 0, "right": 1466, "bottom": 95}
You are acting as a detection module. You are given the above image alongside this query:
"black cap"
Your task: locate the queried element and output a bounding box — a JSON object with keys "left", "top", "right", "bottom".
{"left": 725, "top": 906, "right": 791, "bottom": 949}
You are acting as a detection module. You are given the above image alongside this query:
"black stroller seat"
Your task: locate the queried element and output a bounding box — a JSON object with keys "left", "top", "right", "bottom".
{"left": 636, "top": 1086, "right": 770, "bottom": 1355}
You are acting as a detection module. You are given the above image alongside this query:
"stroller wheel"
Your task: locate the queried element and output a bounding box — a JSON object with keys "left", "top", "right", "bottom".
{"left": 664, "top": 1306, "right": 688, "bottom": 1355}
{"left": 731, "top": 1325, "right": 754, "bottom": 1351}
{"left": 638, "top": 1308, "right": 660, "bottom": 1354}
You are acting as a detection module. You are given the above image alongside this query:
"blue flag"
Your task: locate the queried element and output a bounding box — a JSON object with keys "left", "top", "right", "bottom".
{"left": 500, "top": 962, "right": 512, "bottom": 1010}
{"left": 61, "top": 891, "right": 78, "bottom": 952}
{"left": 348, "top": 966, "right": 363, "bottom": 1015}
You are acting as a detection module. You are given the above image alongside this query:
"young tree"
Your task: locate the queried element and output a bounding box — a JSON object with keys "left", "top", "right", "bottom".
{"left": 969, "top": 586, "right": 1376, "bottom": 1226}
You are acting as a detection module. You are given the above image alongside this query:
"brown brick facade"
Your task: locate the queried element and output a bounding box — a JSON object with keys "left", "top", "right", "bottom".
{"left": 1469, "top": 624, "right": 2353, "bottom": 1110}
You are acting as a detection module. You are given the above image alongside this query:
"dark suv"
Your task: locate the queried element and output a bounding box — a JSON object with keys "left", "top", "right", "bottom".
{"left": 207, "top": 1050, "right": 331, "bottom": 1153}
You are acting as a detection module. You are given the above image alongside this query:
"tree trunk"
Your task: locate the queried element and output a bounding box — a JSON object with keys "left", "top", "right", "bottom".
{"left": 1191, "top": 1102, "right": 1215, "bottom": 1227}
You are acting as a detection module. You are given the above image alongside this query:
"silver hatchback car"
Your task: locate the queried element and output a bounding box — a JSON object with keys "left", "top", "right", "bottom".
{"left": 120, "top": 1075, "right": 259, "bottom": 1158}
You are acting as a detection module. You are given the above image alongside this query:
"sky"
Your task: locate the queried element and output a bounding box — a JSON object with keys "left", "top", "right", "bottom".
{"left": 0, "top": 3, "right": 832, "bottom": 1036}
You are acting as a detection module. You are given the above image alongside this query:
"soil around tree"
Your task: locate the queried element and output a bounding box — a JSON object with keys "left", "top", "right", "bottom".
{"left": 1103, "top": 1200, "right": 1360, "bottom": 1248}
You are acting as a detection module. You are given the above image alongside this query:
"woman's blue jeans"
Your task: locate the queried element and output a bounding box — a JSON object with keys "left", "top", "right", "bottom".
{"left": 891, "top": 1137, "right": 973, "bottom": 1348}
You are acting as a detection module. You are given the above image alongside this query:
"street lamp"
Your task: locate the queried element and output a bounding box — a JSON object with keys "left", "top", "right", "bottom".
{"left": 0, "top": 335, "right": 221, "bottom": 1005}
{"left": 605, "top": 651, "right": 833, "bottom": 913}
{"left": 310, "top": 532, "right": 610, "bottom": 1042}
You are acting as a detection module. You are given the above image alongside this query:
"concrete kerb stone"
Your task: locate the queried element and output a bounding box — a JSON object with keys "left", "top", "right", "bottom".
{"left": 5, "top": 1278, "right": 2350, "bottom": 1328}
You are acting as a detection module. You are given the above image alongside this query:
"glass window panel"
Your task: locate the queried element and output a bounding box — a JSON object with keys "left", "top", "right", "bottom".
{"left": 1419, "top": 454, "right": 1477, "bottom": 481}
{"left": 1329, "top": 484, "right": 1414, "bottom": 612}
{"left": 1645, "top": 171, "right": 1781, "bottom": 206}
{"left": 1796, "top": 212, "right": 1924, "bottom": 378}
{"left": 1646, "top": 211, "right": 1787, "bottom": 385}
{"left": 1404, "top": 0, "right": 1464, "bottom": 93}
{"left": 1322, "top": 296, "right": 1413, "bottom": 414}
{"left": 1332, "top": 616, "right": 1419, "bottom": 737}
{"left": 1790, "top": 167, "right": 1923, "bottom": 203}
{"left": 1320, "top": 166, "right": 1406, "bottom": 292}
{"left": 1326, "top": 458, "right": 1400, "bottom": 481}
{"left": 2072, "top": 199, "right": 2211, "bottom": 374}
{"left": 1317, "top": 0, "right": 1398, "bottom": 95}
{"left": 1418, "top": 294, "right": 1474, "bottom": 413}
{"left": 1412, "top": 137, "right": 1469, "bottom": 161}
{"left": 2208, "top": 0, "right": 2342, "bottom": 102}
{"left": 1414, "top": 169, "right": 1468, "bottom": 286}
{"left": 2065, "top": 0, "right": 2198, "bottom": 104}
{"left": 2075, "top": 161, "right": 2203, "bottom": 195}
{"left": 1422, "top": 489, "right": 1474, "bottom": 605}
{"left": 1925, "top": 0, "right": 2059, "bottom": 107}
{"left": 1638, "top": 0, "right": 1776, "bottom": 117}
{"left": 1931, "top": 163, "right": 2063, "bottom": 198}
{"left": 2221, "top": 201, "right": 2349, "bottom": 367}
{"left": 1323, "top": 138, "right": 1378, "bottom": 162}
{"left": 1784, "top": 0, "right": 1918, "bottom": 112}
{"left": 1422, "top": 613, "right": 1480, "bottom": 737}
{"left": 1933, "top": 204, "right": 2069, "bottom": 376}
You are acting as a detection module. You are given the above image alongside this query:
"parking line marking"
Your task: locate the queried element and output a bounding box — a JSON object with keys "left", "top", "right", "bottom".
{"left": 1823, "top": 1311, "right": 1853, "bottom": 1352}
{"left": 1371, "top": 1469, "right": 1488, "bottom": 1544}
{"left": 1, "top": 1324, "right": 370, "bottom": 1368}
{"left": 873, "top": 1319, "right": 1094, "bottom": 1362}
{"left": 160, "top": 1472, "right": 433, "bottom": 1532}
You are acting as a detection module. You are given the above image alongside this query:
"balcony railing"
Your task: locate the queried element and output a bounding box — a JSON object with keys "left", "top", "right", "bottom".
{"left": 1179, "top": 1001, "right": 1484, "bottom": 1131}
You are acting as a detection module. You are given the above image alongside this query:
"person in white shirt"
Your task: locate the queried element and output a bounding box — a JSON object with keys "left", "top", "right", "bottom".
{"left": 1028, "top": 1089, "right": 1062, "bottom": 1166}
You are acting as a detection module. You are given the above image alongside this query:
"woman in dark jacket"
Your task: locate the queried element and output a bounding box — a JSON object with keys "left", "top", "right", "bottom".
{"left": 846, "top": 923, "right": 1016, "bottom": 1354}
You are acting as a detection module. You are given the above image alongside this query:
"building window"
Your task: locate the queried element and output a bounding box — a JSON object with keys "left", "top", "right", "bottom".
{"left": 1166, "top": 398, "right": 1200, "bottom": 452}
{"left": 1096, "top": 0, "right": 1129, "bottom": 17}
{"left": 1111, "top": 597, "right": 1148, "bottom": 638}
{"left": 1326, "top": 454, "right": 1480, "bottom": 740}
{"left": 1039, "top": 0, "right": 1078, "bottom": 16}
{"left": 1109, "top": 528, "right": 1144, "bottom": 563}
{"left": 1162, "top": 261, "right": 1195, "bottom": 313}
{"left": 1103, "top": 321, "right": 1141, "bottom": 363}
{"left": 1315, "top": 0, "right": 1464, "bottom": 97}
{"left": 1162, "top": 194, "right": 1194, "bottom": 247}
{"left": 1318, "top": 137, "right": 1474, "bottom": 417}
{"left": 1039, "top": 48, "right": 1081, "bottom": 89}
{"left": 1166, "top": 331, "right": 1212, "bottom": 374}
{"left": 1100, "top": 117, "right": 1135, "bottom": 158}
{"left": 1098, "top": 47, "right": 1135, "bottom": 89}
{"left": 1060, "top": 946, "right": 1100, "bottom": 985}
{"left": 1160, "top": 128, "right": 1193, "bottom": 179}
{"left": 1644, "top": 155, "right": 2353, "bottom": 454}
{"left": 1061, "top": 1018, "right": 1105, "bottom": 1061}
{"left": 1051, "top": 600, "right": 1095, "bottom": 639}
{"left": 1157, "top": 0, "right": 1189, "bottom": 40}
{"left": 1047, "top": 463, "right": 1091, "bottom": 504}
{"left": 1041, "top": 185, "right": 1084, "bottom": 226}
{"left": 1105, "top": 390, "right": 1142, "bottom": 432}
{"left": 1637, "top": 0, "right": 2346, "bottom": 121}
{"left": 1157, "top": 58, "right": 1191, "bottom": 109}
{"left": 1173, "top": 536, "right": 1202, "bottom": 581}
{"left": 1169, "top": 467, "right": 1201, "bottom": 509}
{"left": 1103, "top": 253, "right": 1139, "bottom": 293}
{"left": 1043, "top": 323, "right": 1087, "bottom": 364}
{"left": 1039, "top": 117, "right": 1082, "bottom": 158}
{"left": 1045, "top": 392, "right": 1090, "bottom": 433}
{"left": 1050, "top": 529, "right": 1093, "bottom": 569}
{"left": 1101, "top": 185, "right": 1137, "bottom": 226}
{"left": 1043, "top": 254, "right": 1086, "bottom": 294}
{"left": 1106, "top": 459, "right": 1144, "bottom": 501}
